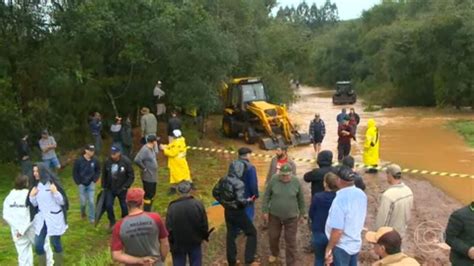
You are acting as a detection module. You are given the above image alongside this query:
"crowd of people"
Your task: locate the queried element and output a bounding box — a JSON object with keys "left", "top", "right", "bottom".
{"left": 2, "top": 100, "right": 474, "bottom": 266}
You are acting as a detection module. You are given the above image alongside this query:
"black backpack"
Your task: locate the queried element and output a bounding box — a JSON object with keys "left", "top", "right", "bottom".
{"left": 212, "top": 175, "right": 239, "bottom": 210}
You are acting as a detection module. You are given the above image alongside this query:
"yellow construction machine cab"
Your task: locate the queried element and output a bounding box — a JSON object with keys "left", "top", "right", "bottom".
{"left": 221, "top": 77, "right": 311, "bottom": 150}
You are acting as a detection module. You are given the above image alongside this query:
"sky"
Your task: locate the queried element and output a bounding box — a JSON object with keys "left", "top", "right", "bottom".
{"left": 276, "top": 0, "right": 381, "bottom": 20}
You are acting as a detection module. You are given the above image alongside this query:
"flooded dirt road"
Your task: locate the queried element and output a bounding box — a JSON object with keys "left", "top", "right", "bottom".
{"left": 288, "top": 86, "right": 474, "bottom": 204}
{"left": 203, "top": 85, "right": 472, "bottom": 265}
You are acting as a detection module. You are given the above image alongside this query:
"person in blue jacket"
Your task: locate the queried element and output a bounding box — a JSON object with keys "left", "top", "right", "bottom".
{"left": 73, "top": 144, "right": 100, "bottom": 223}
{"left": 228, "top": 147, "right": 259, "bottom": 221}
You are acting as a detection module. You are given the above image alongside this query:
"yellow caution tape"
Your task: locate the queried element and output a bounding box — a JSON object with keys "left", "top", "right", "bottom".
{"left": 187, "top": 146, "right": 474, "bottom": 179}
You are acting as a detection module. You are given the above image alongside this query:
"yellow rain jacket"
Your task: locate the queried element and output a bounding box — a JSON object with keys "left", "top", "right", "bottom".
{"left": 363, "top": 119, "right": 380, "bottom": 166}
{"left": 163, "top": 137, "right": 191, "bottom": 184}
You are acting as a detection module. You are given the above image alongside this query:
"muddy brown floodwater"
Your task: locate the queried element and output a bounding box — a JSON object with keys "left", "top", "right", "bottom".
{"left": 203, "top": 86, "right": 473, "bottom": 265}
{"left": 289, "top": 86, "right": 474, "bottom": 204}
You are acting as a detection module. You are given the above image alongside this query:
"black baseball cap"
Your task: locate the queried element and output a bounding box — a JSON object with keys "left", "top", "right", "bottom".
{"left": 146, "top": 134, "right": 158, "bottom": 143}
{"left": 85, "top": 144, "right": 95, "bottom": 151}
{"left": 238, "top": 147, "right": 252, "bottom": 156}
{"left": 336, "top": 166, "right": 355, "bottom": 182}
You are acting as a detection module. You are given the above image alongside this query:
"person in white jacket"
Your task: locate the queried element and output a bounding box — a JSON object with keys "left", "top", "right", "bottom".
{"left": 28, "top": 163, "right": 68, "bottom": 266}
{"left": 3, "top": 174, "right": 54, "bottom": 266}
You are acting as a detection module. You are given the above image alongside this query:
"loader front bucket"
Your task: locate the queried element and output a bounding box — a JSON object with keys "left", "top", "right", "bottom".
{"left": 291, "top": 132, "right": 312, "bottom": 146}
{"left": 259, "top": 136, "right": 285, "bottom": 150}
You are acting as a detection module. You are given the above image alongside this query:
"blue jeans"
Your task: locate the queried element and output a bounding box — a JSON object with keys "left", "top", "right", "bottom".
{"left": 43, "top": 157, "right": 61, "bottom": 170}
{"left": 312, "top": 232, "right": 328, "bottom": 266}
{"left": 79, "top": 183, "right": 95, "bottom": 222}
{"left": 172, "top": 245, "right": 202, "bottom": 266}
{"left": 332, "top": 246, "right": 358, "bottom": 266}
{"left": 35, "top": 223, "right": 62, "bottom": 254}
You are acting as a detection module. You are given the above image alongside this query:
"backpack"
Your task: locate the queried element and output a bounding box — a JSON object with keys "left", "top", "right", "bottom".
{"left": 213, "top": 175, "right": 244, "bottom": 210}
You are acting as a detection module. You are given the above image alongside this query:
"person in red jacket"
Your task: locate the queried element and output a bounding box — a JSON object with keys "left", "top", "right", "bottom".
{"left": 337, "top": 116, "right": 354, "bottom": 161}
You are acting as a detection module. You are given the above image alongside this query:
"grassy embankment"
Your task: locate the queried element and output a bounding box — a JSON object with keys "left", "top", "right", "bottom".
{"left": 0, "top": 120, "right": 229, "bottom": 265}
{"left": 449, "top": 119, "right": 474, "bottom": 147}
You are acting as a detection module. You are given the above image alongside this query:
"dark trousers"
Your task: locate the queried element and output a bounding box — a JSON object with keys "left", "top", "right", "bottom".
{"left": 35, "top": 223, "right": 62, "bottom": 255}
{"left": 337, "top": 142, "right": 351, "bottom": 161}
{"left": 122, "top": 145, "right": 132, "bottom": 158}
{"left": 225, "top": 208, "right": 257, "bottom": 265}
{"left": 268, "top": 214, "right": 298, "bottom": 266}
{"left": 20, "top": 159, "right": 32, "bottom": 175}
{"left": 142, "top": 180, "right": 157, "bottom": 212}
{"left": 105, "top": 189, "right": 128, "bottom": 225}
{"left": 171, "top": 245, "right": 202, "bottom": 266}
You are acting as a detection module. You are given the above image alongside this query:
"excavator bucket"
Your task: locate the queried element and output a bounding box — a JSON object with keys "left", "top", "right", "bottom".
{"left": 291, "top": 132, "right": 312, "bottom": 146}
{"left": 259, "top": 136, "right": 285, "bottom": 150}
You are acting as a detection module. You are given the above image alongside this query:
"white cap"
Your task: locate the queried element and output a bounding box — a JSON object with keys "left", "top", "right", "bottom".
{"left": 173, "top": 129, "right": 182, "bottom": 137}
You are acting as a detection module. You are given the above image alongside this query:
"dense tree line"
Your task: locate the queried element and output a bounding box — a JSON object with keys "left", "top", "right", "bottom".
{"left": 2, "top": 0, "right": 471, "bottom": 162}
{"left": 0, "top": 0, "right": 338, "bottom": 161}
{"left": 310, "top": 0, "right": 474, "bottom": 108}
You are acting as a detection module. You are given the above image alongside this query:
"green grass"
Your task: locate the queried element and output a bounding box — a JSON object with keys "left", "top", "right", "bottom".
{"left": 0, "top": 125, "right": 229, "bottom": 265}
{"left": 449, "top": 119, "right": 474, "bottom": 147}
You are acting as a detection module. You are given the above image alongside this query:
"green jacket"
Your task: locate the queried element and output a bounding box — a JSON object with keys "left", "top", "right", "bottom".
{"left": 445, "top": 205, "right": 474, "bottom": 266}
{"left": 262, "top": 174, "right": 305, "bottom": 220}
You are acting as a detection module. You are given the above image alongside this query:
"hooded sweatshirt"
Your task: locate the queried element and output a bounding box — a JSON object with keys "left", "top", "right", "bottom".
{"left": 304, "top": 151, "right": 335, "bottom": 196}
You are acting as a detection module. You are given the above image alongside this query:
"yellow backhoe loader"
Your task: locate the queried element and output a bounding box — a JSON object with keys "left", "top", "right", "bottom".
{"left": 221, "top": 77, "right": 311, "bottom": 150}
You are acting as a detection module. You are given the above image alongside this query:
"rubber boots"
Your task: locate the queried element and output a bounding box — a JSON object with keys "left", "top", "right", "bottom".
{"left": 38, "top": 254, "right": 47, "bottom": 266}
{"left": 53, "top": 252, "right": 64, "bottom": 266}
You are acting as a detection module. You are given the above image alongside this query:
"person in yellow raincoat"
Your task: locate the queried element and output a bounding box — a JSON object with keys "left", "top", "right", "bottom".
{"left": 160, "top": 129, "right": 192, "bottom": 195}
{"left": 363, "top": 119, "right": 380, "bottom": 173}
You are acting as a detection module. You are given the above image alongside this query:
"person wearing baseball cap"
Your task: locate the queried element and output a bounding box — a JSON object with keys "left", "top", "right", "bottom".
{"left": 263, "top": 163, "right": 305, "bottom": 265}
{"left": 134, "top": 134, "right": 159, "bottom": 212}
{"left": 166, "top": 181, "right": 210, "bottom": 266}
{"left": 160, "top": 130, "right": 192, "bottom": 195}
{"left": 102, "top": 145, "right": 135, "bottom": 229}
{"left": 111, "top": 188, "right": 169, "bottom": 265}
{"left": 324, "top": 166, "right": 367, "bottom": 265}
{"left": 72, "top": 144, "right": 100, "bottom": 223}
{"left": 228, "top": 147, "right": 259, "bottom": 222}
{"left": 366, "top": 227, "right": 419, "bottom": 265}
{"left": 375, "top": 164, "right": 414, "bottom": 239}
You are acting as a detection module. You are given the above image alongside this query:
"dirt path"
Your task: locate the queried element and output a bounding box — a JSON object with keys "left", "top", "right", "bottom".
{"left": 200, "top": 86, "right": 467, "bottom": 265}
